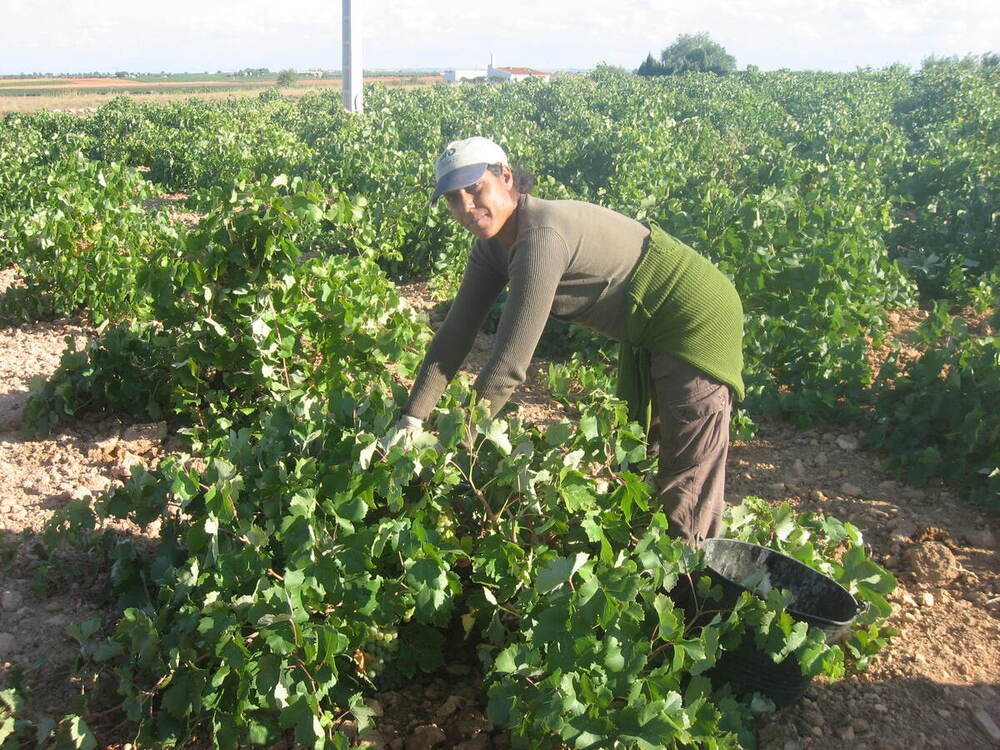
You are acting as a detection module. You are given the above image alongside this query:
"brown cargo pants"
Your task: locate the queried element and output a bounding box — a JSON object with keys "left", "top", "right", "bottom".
{"left": 648, "top": 349, "right": 733, "bottom": 547}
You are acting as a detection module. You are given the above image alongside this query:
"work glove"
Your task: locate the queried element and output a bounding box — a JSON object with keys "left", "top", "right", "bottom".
{"left": 380, "top": 414, "right": 425, "bottom": 452}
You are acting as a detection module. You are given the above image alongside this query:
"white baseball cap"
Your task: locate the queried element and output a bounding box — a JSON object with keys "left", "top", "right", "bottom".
{"left": 431, "top": 136, "right": 509, "bottom": 202}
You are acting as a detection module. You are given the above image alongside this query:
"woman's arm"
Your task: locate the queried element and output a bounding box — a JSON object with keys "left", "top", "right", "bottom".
{"left": 404, "top": 246, "right": 507, "bottom": 420}
{"left": 473, "top": 227, "right": 570, "bottom": 415}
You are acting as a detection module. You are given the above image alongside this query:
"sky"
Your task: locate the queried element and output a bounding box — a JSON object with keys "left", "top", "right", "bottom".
{"left": 0, "top": 0, "right": 997, "bottom": 76}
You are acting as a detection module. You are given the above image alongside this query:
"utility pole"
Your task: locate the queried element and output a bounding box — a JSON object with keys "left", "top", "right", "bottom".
{"left": 342, "top": 0, "right": 363, "bottom": 113}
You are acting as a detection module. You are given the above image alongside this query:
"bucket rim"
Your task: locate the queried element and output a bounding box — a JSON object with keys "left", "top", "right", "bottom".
{"left": 701, "top": 537, "right": 860, "bottom": 628}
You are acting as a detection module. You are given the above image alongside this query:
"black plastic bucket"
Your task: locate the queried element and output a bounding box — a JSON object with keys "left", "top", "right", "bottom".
{"left": 698, "top": 539, "right": 860, "bottom": 706}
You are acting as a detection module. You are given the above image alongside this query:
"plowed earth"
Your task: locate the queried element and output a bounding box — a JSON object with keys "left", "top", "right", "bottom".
{"left": 1, "top": 264, "right": 997, "bottom": 749}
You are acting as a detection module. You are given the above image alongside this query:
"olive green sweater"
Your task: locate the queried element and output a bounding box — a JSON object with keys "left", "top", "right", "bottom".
{"left": 404, "top": 195, "right": 744, "bottom": 421}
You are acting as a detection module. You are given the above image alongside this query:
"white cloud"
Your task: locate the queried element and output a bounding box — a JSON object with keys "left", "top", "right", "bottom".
{"left": 0, "top": 0, "right": 997, "bottom": 74}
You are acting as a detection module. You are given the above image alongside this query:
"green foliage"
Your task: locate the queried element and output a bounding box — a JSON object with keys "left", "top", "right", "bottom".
{"left": 6, "top": 68, "right": 995, "bottom": 498}
{"left": 889, "top": 63, "right": 1000, "bottom": 302}
{"left": 15, "top": 165, "right": 895, "bottom": 746}
{"left": 725, "top": 497, "right": 898, "bottom": 665}
{"left": 868, "top": 305, "right": 1000, "bottom": 510}
{"left": 0, "top": 146, "right": 173, "bottom": 324}
{"left": 40, "top": 391, "right": 893, "bottom": 748}
{"left": 22, "top": 325, "right": 169, "bottom": 438}
{"left": 17, "top": 180, "right": 893, "bottom": 747}
{"left": 590, "top": 62, "right": 631, "bottom": 82}
{"left": 639, "top": 33, "right": 737, "bottom": 76}
{"left": 6, "top": 66, "right": 996, "bottom": 745}
{"left": 920, "top": 52, "right": 999, "bottom": 71}
{"left": 78, "top": 95, "right": 315, "bottom": 191}
{"left": 277, "top": 69, "right": 299, "bottom": 87}
{"left": 1, "top": 685, "right": 97, "bottom": 749}
{"left": 636, "top": 54, "right": 666, "bottom": 78}
{"left": 21, "top": 174, "right": 428, "bottom": 443}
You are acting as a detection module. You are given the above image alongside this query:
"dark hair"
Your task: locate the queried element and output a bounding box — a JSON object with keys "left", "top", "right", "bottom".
{"left": 487, "top": 164, "right": 536, "bottom": 194}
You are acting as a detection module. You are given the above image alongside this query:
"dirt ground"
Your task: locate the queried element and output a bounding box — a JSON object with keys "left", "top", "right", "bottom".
{"left": 1, "top": 265, "right": 998, "bottom": 748}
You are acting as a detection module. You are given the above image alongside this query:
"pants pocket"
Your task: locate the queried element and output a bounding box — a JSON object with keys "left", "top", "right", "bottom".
{"left": 665, "top": 380, "right": 731, "bottom": 425}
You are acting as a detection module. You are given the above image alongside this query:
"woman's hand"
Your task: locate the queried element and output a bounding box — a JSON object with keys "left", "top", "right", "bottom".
{"left": 380, "top": 415, "right": 425, "bottom": 452}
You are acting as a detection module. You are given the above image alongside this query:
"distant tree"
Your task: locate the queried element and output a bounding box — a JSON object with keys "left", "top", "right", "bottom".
{"left": 591, "top": 61, "right": 631, "bottom": 82}
{"left": 276, "top": 69, "right": 298, "bottom": 87}
{"left": 639, "top": 33, "right": 737, "bottom": 76}
{"left": 662, "top": 33, "right": 736, "bottom": 74}
{"left": 636, "top": 53, "right": 668, "bottom": 77}
{"left": 920, "top": 52, "right": 997, "bottom": 71}
{"left": 921, "top": 54, "right": 966, "bottom": 71}
{"left": 114, "top": 71, "right": 130, "bottom": 79}
{"left": 882, "top": 62, "right": 911, "bottom": 75}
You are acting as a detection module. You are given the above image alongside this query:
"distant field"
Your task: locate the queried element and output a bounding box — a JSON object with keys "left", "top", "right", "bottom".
{"left": 0, "top": 76, "right": 294, "bottom": 93}
{"left": 0, "top": 79, "right": 75, "bottom": 87}
{"left": 134, "top": 73, "right": 289, "bottom": 82}
{"left": 0, "top": 75, "right": 439, "bottom": 94}
{"left": 0, "top": 75, "right": 441, "bottom": 113}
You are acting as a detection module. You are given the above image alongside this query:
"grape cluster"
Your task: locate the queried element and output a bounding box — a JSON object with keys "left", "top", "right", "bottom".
{"left": 358, "top": 623, "right": 400, "bottom": 677}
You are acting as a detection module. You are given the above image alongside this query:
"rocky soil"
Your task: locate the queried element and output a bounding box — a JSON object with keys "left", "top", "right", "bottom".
{"left": 1, "top": 271, "right": 998, "bottom": 749}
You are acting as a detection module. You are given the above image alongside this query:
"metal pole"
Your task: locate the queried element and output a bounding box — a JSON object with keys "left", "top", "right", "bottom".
{"left": 342, "top": 0, "right": 363, "bottom": 113}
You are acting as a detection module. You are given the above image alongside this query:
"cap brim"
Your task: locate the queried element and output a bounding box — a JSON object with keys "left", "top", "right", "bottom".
{"left": 430, "top": 163, "right": 489, "bottom": 202}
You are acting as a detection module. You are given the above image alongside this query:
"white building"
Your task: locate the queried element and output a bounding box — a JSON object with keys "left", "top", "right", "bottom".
{"left": 488, "top": 65, "right": 551, "bottom": 83}
{"left": 443, "top": 54, "right": 549, "bottom": 84}
{"left": 443, "top": 68, "right": 487, "bottom": 83}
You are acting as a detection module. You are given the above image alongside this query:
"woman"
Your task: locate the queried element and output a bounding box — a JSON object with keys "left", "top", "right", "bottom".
{"left": 393, "top": 136, "right": 744, "bottom": 546}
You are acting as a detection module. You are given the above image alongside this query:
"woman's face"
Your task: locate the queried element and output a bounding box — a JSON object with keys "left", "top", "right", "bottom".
{"left": 444, "top": 166, "right": 518, "bottom": 243}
